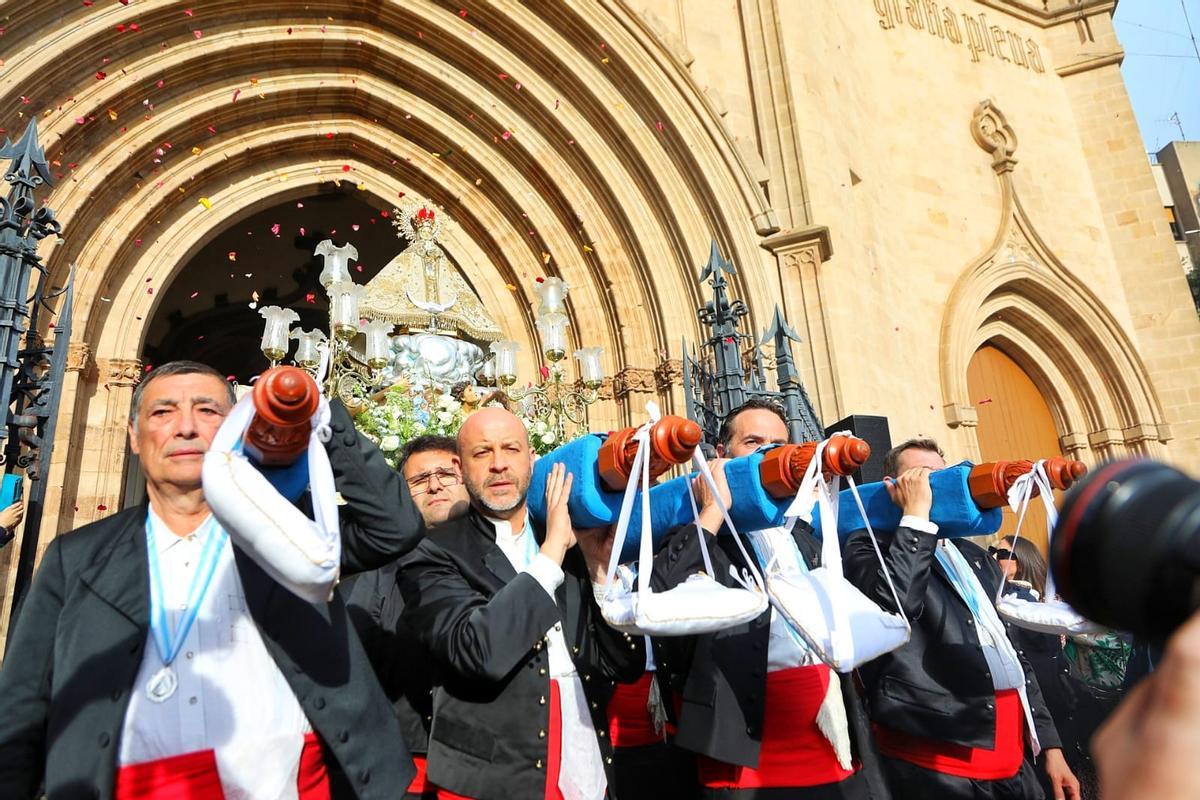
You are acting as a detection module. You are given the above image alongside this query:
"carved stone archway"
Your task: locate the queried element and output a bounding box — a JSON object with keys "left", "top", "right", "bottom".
{"left": 0, "top": 1, "right": 791, "bottom": 550}
{"left": 940, "top": 101, "right": 1171, "bottom": 464}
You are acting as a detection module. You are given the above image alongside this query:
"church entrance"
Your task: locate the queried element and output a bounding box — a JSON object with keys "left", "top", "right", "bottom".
{"left": 966, "top": 344, "right": 1064, "bottom": 554}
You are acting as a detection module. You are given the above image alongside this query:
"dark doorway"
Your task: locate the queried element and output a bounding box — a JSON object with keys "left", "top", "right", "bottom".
{"left": 141, "top": 186, "right": 399, "bottom": 383}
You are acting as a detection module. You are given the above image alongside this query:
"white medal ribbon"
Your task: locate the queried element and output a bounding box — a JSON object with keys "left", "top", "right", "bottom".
{"left": 144, "top": 514, "right": 228, "bottom": 703}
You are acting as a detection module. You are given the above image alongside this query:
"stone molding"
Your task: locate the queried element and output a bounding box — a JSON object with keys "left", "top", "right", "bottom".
{"left": 97, "top": 357, "right": 142, "bottom": 389}
{"left": 760, "top": 225, "right": 833, "bottom": 263}
{"left": 654, "top": 359, "right": 683, "bottom": 392}
{"left": 612, "top": 367, "right": 657, "bottom": 400}
{"left": 66, "top": 341, "right": 93, "bottom": 375}
{"left": 971, "top": 100, "right": 1019, "bottom": 174}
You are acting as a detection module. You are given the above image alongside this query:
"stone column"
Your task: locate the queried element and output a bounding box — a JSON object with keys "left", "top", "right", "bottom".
{"left": 74, "top": 357, "right": 142, "bottom": 526}
{"left": 759, "top": 225, "right": 838, "bottom": 423}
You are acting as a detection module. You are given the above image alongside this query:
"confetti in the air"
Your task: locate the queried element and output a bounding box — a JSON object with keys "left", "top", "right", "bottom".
{"left": 198, "top": 197, "right": 212, "bottom": 210}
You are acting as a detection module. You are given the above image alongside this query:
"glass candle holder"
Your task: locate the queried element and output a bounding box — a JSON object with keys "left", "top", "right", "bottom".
{"left": 315, "top": 240, "right": 359, "bottom": 288}
{"left": 490, "top": 340, "right": 520, "bottom": 387}
{"left": 328, "top": 280, "right": 367, "bottom": 340}
{"left": 291, "top": 328, "right": 328, "bottom": 369}
{"left": 537, "top": 313, "right": 569, "bottom": 363}
{"left": 479, "top": 357, "right": 497, "bottom": 387}
{"left": 574, "top": 346, "right": 605, "bottom": 389}
{"left": 534, "top": 277, "right": 569, "bottom": 317}
{"left": 259, "top": 306, "right": 300, "bottom": 363}
{"left": 360, "top": 319, "right": 393, "bottom": 370}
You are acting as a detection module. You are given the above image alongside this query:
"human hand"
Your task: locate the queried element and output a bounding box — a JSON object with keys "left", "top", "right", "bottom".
{"left": 692, "top": 459, "right": 731, "bottom": 534}
{"left": 0, "top": 501, "right": 25, "bottom": 531}
{"left": 884, "top": 467, "right": 933, "bottom": 520}
{"left": 1093, "top": 611, "right": 1200, "bottom": 800}
{"left": 575, "top": 525, "right": 616, "bottom": 585}
{"left": 540, "top": 463, "right": 576, "bottom": 565}
{"left": 1042, "top": 748, "right": 1080, "bottom": 800}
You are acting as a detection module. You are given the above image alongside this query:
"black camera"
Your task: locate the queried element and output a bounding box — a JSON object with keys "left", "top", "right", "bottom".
{"left": 1052, "top": 459, "right": 1200, "bottom": 642}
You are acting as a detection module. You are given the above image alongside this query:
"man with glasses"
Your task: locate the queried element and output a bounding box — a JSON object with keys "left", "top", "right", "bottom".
{"left": 343, "top": 435, "right": 468, "bottom": 798}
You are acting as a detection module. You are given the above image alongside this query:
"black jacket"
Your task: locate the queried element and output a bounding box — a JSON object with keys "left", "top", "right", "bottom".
{"left": 650, "top": 520, "right": 891, "bottom": 799}
{"left": 341, "top": 559, "right": 434, "bottom": 756}
{"left": 843, "top": 527, "right": 1061, "bottom": 752}
{"left": 0, "top": 400, "right": 426, "bottom": 799}
{"left": 398, "top": 507, "right": 645, "bottom": 800}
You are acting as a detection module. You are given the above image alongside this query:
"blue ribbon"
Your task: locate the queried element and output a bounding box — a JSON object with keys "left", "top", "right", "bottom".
{"left": 145, "top": 514, "right": 229, "bottom": 668}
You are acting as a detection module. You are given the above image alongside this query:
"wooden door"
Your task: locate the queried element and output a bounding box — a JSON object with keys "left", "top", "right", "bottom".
{"left": 966, "top": 345, "right": 1064, "bottom": 554}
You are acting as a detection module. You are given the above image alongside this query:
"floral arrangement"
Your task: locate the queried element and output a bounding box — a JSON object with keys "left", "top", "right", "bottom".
{"left": 354, "top": 380, "right": 564, "bottom": 466}
{"left": 522, "top": 414, "right": 560, "bottom": 456}
{"left": 354, "top": 381, "right": 466, "bottom": 468}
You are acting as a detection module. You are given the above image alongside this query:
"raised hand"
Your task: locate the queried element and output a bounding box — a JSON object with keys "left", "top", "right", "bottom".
{"left": 692, "top": 458, "right": 731, "bottom": 535}
{"left": 575, "top": 525, "right": 616, "bottom": 585}
{"left": 0, "top": 501, "right": 25, "bottom": 531}
{"left": 539, "top": 462, "right": 576, "bottom": 566}
{"left": 884, "top": 467, "right": 934, "bottom": 520}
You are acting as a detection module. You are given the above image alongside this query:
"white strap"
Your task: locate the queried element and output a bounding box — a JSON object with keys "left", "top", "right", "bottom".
{"left": 690, "top": 447, "right": 765, "bottom": 592}
{"left": 995, "top": 461, "right": 1051, "bottom": 602}
{"left": 783, "top": 433, "right": 908, "bottom": 627}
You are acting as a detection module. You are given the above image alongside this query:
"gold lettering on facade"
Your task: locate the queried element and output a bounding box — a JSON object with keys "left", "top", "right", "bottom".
{"left": 873, "top": 0, "right": 1044, "bottom": 73}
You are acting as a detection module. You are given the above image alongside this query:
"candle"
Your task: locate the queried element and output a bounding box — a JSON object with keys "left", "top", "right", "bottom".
{"left": 328, "top": 281, "right": 367, "bottom": 340}
{"left": 537, "top": 313, "right": 570, "bottom": 362}
{"left": 290, "top": 328, "right": 328, "bottom": 368}
{"left": 574, "top": 346, "right": 604, "bottom": 388}
{"left": 259, "top": 306, "right": 300, "bottom": 363}
{"left": 535, "top": 277, "right": 569, "bottom": 316}
{"left": 360, "top": 319, "right": 393, "bottom": 370}
{"left": 315, "top": 240, "right": 359, "bottom": 288}
{"left": 490, "top": 340, "right": 520, "bottom": 386}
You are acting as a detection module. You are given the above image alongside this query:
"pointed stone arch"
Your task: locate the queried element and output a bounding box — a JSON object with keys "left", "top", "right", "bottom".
{"left": 940, "top": 101, "right": 1170, "bottom": 464}
{"left": 0, "top": 1, "right": 787, "bottom": 536}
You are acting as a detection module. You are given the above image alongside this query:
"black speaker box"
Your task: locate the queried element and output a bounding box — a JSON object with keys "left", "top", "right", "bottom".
{"left": 825, "top": 414, "right": 892, "bottom": 485}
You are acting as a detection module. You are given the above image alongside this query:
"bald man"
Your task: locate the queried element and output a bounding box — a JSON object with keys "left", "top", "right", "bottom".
{"left": 398, "top": 408, "right": 645, "bottom": 800}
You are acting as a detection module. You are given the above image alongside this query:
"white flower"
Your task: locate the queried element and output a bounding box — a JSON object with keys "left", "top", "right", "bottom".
{"left": 542, "top": 431, "right": 556, "bottom": 445}
{"left": 436, "top": 411, "right": 454, "bottom": 426}
{"left": 380, "top": 435, "right": 401, "bottom": 452}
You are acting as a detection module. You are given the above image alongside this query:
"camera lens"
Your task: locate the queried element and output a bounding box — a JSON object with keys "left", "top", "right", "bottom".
{"left": 1053, "top": 460, "right": 1200, "bottom": 642}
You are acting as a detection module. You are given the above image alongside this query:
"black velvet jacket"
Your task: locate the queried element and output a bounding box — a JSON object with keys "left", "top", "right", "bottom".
{"left": 398, "top": 507, "right": 645, "bottom": 800}
{"left": 842, "top": 527, "right": 1062, "bottom": 752}
{"left": 650, "top": 520, "right": 891, "bottom": 799}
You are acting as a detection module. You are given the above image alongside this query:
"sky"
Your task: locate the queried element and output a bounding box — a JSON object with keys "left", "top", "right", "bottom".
{"left": 1114, "top": 0, "right": 1200, "bottom": 154}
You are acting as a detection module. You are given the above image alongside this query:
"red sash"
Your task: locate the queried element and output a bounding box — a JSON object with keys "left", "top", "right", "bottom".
{"left": 873, "top": 689, "right": 1024, "bottom": 780}
{"left": 437, "top": 679, "right": 566, "bottom": 800}
{"left": 407, "top": 754, "right": 434, "bottom": 796}
{"left": 114, "top": 732, "right": 329, "bottom": 800}
{"left": 698, "top": 665, "right": 858, "bottom": 789}
{"left": 607, "top": 672, "right": 665, "bottom": 749}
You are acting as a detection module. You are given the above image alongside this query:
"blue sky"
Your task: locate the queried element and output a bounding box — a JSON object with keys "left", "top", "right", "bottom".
{"left": 1114, "top": 0, "right": 1200, "bottom": 154}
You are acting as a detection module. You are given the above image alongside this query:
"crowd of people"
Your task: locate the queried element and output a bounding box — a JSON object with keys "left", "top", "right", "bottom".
{"left": 0, "top": 360, "right": 1182, "bottom": 800}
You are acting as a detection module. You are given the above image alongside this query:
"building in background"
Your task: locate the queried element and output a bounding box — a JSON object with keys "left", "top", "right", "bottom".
{"left": 0, "top": 0, "right": 1197, "bottom": 644}
{"left": 1156, "top": 142, "right": 1200, "bottom": 275}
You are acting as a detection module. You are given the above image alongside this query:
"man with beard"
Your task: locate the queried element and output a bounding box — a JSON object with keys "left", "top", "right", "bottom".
{"left": 342, "top": 435, "right": 470, "bottom": 798}
{"left": 399, "top": 407, "right": 645, "bottom": 799}
{"left": 650, "top": 398, "right": 889, "bottom": 799}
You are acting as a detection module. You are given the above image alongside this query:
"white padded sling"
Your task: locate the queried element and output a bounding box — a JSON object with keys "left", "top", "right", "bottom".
{"left": 763, "top": 434, "right": 911, "bottom": 673}
{"left": 600, "top": 404, "right": 768, "bottom": 637}
{"left": 201, "top": 391, "right": 341, "bottom": 604}
{"left": 994, "top": 460, "right": 1103, "bottom": 636}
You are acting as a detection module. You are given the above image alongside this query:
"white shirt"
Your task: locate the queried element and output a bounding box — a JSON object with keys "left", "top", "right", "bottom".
{"left": 119, "top": 510, "right": 311, "bottom": 800}
{"left": 488, "top": 515, "right": 607, "bottom": 800}
{"left": 745, "top": 526, "right": 821, "bottom": 672}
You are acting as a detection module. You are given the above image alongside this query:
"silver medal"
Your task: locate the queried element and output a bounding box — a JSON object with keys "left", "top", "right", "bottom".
{"left": 145, "top": 665, "right": 178, "bottom": 703}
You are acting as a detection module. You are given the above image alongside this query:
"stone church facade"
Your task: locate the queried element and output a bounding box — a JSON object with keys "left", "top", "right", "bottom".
{"left": 0, "top": 0, "right": 1194, "bottom": 640}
